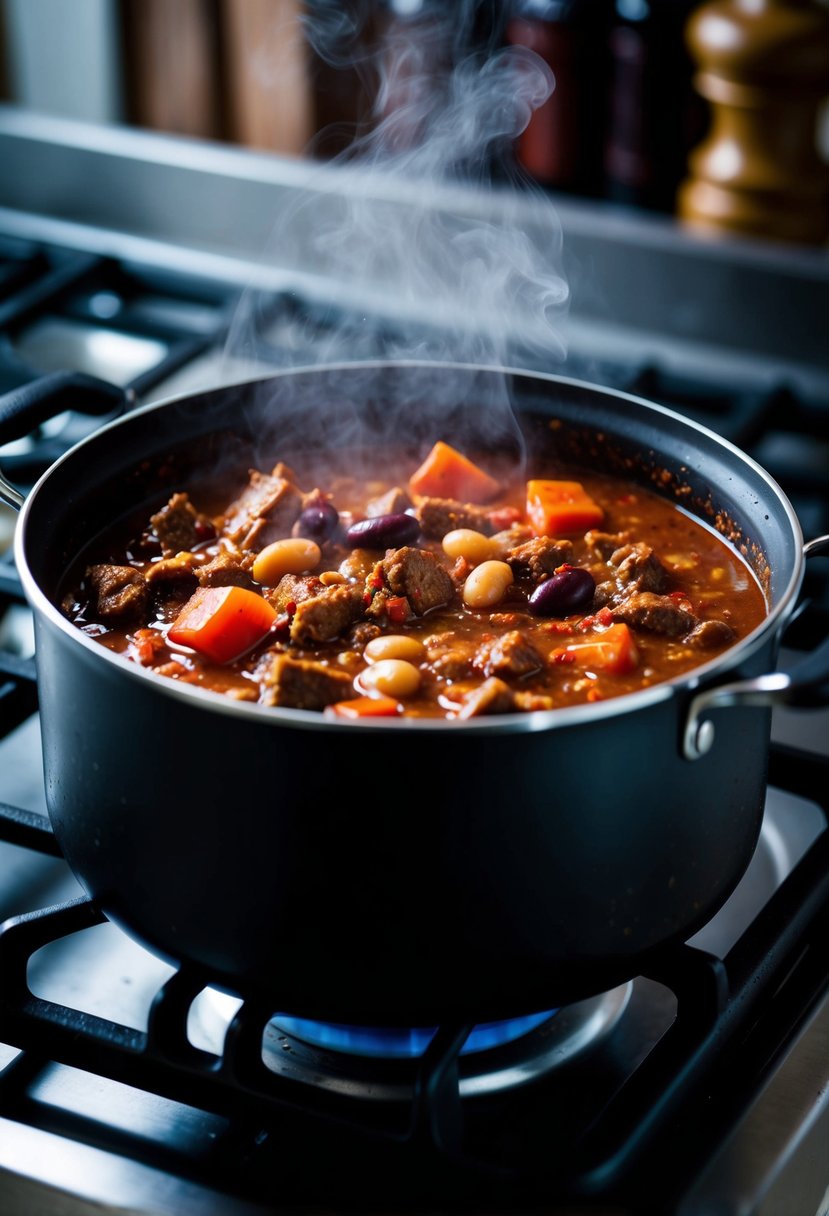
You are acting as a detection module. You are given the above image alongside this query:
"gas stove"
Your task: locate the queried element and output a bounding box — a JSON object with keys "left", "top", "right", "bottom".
{"left": 1, "top": 107, "right": 829, "bottom": 1215}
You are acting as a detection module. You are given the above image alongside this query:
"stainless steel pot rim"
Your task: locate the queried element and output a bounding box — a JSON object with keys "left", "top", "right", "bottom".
{"left": 13, "top": 360, "right": 807, "bottom": 735}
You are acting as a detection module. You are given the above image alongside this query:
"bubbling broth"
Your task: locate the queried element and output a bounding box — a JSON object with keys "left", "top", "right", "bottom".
{"left": 62, "top": 438, "right": 768, "bottom": 719}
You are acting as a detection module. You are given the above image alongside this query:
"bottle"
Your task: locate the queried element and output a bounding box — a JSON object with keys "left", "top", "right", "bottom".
{"left": 603, "top": 0, "right": 706, "bottom": 212}
{"left": 505, "top": 0, "right": 614, "bottom": 197}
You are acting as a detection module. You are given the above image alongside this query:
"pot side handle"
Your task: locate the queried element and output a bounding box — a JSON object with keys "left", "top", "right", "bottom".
{"left": 0, "top": 372, "right": 132, "bottom": 510}
{"left": 684, "top": 535, "right": 829, "bottom": 761}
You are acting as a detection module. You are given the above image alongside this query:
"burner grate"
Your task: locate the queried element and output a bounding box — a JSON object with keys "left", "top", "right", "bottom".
{"left": 0, "top": 236, "right": 49, "bottom": 303}
{"left": 0, "top": 242, "right": 239, "bottom": 488}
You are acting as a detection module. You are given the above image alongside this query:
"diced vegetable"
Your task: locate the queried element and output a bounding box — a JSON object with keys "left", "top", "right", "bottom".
{"left": 130, "top": 627, "right": 166, "bottom": 666}
{"left": 385, "top": 595, "right": 411, "bottom": 624}
{"left": 326, "top": 694, "right": 402, "bottom": 719}
{"left": 526, "top": 480, "right": 604, "bottom": 536}
{"left": 168, "top": 586, "right": 277, "bottom": 664}
{"left": 409, "top": 441, "right": 501, "bottom": 504}
{"left": 558, "top": 623, "right": 639, "bottom": 675}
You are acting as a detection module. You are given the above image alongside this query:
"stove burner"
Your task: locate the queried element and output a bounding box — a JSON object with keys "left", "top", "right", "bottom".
{"left": 270, "top": 1009, "right": 557, "bottom": 1058}
{"left": 192, "top": 985, "right": 632, "bottom": 1099}
{"left": 265, "top": 988, "right": 633, "bottom": 1099}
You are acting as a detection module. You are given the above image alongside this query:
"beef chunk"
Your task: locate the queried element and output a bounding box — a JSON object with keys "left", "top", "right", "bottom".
{"left": 379, "top": 546, "right": 454, "bottom": 615}
{"left": 417, "top": 497, "right": 496, "bottom": 540}
{"left": 143, "top": 556, "right": 198, "bottom": 621}
{"left": 506, "top": 536, "right": 574, "bottom": 583}
{"left": 196, "top": 551, "right": 255, "bottom": 590}
{"left": 268, "top": 574, "right": 362, "bottom": 644}
{"left": 366, "top": 486, "right": 413, "bottom": 517}
{"left": 686, "top": 618, "right": 736, "bottom": 648}
{"left": 150, "top": 493, "right": 209, "bottom": 557}
{"left": 86, "top": 564, "right": 148, "bottom": 621}
{"left": 609, "top": 542, "right": 669, "bottom": 596}
{"left": 457, "top": 677, "right": 518, "bottom": 718}
{"left": 144, "top": 553, "right": 199, "bottom": 586}
{"left": 592, "top": 581, "right": 615, "bottom": 609}
{"left": 424, "top": 632, "right": 477, "bottom": 682}
{"left": 613, "top": 592, "right": 698, "bottom": 637}
{"left": 290, "top": 584, "right": 365, "bottom": 645}
{"left": 585, "top": 530, "right": 631, "bottom": 560}
{"left": 269, "top": 574, "right": 326, "bottom": 614}
{"left": 221, "top": 469, "right": 303, "bottom": 550}
{"left": 260, "top": 654, "right": 353, "bottom": 710}
{"left": 474, "top": 630, "right": 544, "bottom": 679}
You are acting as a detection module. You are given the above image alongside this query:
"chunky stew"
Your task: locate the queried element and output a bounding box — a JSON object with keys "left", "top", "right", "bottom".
{"left": 62, "top": 440, "right": 768, "bottom": 718}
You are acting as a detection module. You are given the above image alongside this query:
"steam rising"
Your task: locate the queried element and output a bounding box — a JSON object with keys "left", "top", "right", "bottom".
{"left": 223, "top": 1, "right": 569, "bottom": 463}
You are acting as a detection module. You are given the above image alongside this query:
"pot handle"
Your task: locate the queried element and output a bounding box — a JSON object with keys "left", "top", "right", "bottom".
{"left": 683, "top": 534, "right": 829, "bottom": 760}
{"left": 0, "top": 372, "right": 132, "bottom": 510}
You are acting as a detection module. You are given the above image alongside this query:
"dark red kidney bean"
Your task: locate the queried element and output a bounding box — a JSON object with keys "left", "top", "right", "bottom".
{"left": 194, "top": 518, "right": 217, "bottom": 542}
{"left": 345, "top": 512, "right": 421, "bottom": 549}
{"left": 529, "top": 567, "right": 595, "bottom": 616}
{"left": 294, "top": 500, "right": 340, "bottom": 543}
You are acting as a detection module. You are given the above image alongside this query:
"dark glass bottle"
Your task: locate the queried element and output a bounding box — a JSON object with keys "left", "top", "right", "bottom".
{"left": 505, "top": 0, "right": 615, "bottom": 197}
{"left": 603, "top": 0, "right": 707, "bottom": 212}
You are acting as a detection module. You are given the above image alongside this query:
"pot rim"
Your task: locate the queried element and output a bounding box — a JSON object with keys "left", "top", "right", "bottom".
{"left": 14, "top": 359, "right": 806, "bottom": 735}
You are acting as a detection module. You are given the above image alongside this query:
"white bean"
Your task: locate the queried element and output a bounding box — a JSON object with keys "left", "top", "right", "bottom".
{"left": 364, "top": 634, "right": 425, "bottom": 663}
{"left": 252, "top": 537, "right": 321, "bottom": 585}
{"left": 358, "top": 659, "right": 421, "bottom": 698}
{"left": 441, "top": 528, "right": 498, "bottom": 565}
{"left": 462, "top": 560, "right": 514, "bottom": 609}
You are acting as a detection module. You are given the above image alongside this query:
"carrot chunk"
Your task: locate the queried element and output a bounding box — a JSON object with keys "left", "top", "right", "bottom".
{"left": 168, "top": 586, "right": 277, "bottom": 664}
{"left": 409, "top": 441, "right": 501, "bottom": 504}
{"left": 526, "top": 480, "right": 604, "bottom": 536}
{"left": 559, "top": 623, "right": 638, "bottom": 676}
{"left": 326, "top": 695, "right": 402, "bottom": 719}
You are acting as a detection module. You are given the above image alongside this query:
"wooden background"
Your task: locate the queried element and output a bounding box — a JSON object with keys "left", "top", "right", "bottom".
{"left": 120, "top": 0, "right": 370, "bottom": 158}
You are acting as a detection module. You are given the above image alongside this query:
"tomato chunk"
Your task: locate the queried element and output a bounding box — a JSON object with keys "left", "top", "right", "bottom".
{"left": 168, "top": 586, "right": 277, "bottom": 664}
{"left": 326, "top": 695, "right": 402, "bottom": 719}
{"left": 526, "top": 480, "right": 604, "bottom": 536}
{"left": 409, "top": 441, "right": 501, "bottom": 504}
{"left": 560, "top": 623, "right": 638, "bottom": 675}
{"left": 385, "top": 596, "right": 411, "bottom": 624}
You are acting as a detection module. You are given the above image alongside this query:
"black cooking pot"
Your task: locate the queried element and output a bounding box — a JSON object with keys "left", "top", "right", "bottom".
{"left": 2, "top": 362, "right": 828, "bottom": 1025}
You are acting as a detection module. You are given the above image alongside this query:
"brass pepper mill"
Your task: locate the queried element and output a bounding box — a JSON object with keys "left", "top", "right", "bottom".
{"left": 677, "top": 0, "right": 829, "bottom": 244}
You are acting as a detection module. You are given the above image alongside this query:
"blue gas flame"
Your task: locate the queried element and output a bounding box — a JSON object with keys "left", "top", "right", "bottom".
{"left": 273, "top": 1010, "right": 557, "bottom": 1058}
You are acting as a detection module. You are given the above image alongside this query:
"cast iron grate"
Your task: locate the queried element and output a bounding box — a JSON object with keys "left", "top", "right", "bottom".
{"left": 0, "top": 242, "right": 239, "bottom": 485}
